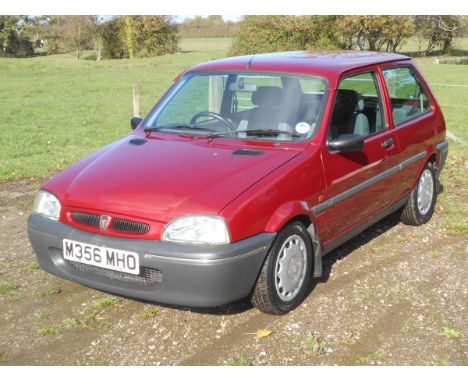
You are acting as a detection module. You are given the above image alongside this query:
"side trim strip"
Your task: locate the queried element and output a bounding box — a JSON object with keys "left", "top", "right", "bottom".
{"left": 313, "top": 151, "right": 426, "bottom": 214}
{"left": 322, "top": 196, "right": 409, "bottom": 255}
{"left": 436, "top": 140, "right": 448, "bottom": 152}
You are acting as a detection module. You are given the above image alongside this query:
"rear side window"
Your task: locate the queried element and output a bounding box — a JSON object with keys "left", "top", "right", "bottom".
{"left": 382, "top": 67, "right": 431, "bottom": 126}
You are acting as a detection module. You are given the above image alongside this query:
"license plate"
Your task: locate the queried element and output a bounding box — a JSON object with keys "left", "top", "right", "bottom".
{"left": 63, "top": 239, "right": 140, "bottom": 275}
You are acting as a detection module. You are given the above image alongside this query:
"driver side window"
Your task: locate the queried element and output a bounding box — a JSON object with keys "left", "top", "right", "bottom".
{"left": 329, "top": 72, "right": 385, "bottom": 141}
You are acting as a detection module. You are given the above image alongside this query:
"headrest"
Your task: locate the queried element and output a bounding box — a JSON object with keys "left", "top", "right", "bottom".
{"left": 335, "top": 89, "right": 360, "bottom": 104}
{"left": 251, "top": 86, "right": 285, "bottom": 107}
{"left": 356, "top": 99, "right": 365, "bottom": 111}
{"left": 335, "top": 89, "right": 364, "bottom": 113}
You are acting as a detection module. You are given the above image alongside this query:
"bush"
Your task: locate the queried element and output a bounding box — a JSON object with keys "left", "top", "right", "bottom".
{"left": 0, "top": 15, "right": 35, "bottom": 58}
{"left": 102, "top": 17, "right": 127, "bottom": 58}
{"left": 132, "top": 16, "right": 178, "bottom": 57}
{"left": 102, "top": 16, "right": 178, "bottom": 59}
{"left": 230, "top": 16, "right": 340, "bottom": 56}
{"left": 1, "top": 32, "right": 34, "bottom": 57}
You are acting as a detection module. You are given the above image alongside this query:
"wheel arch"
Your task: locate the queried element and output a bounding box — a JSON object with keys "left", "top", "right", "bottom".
{"left": 410, "top": 149, "right": 438, "bottom": 192}
{"left": 264, "top": 201, "right": 323, "bottom": 278}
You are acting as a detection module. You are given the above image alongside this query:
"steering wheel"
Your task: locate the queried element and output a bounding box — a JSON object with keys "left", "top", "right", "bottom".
{"left": 190, "top": 111, "right": 234, "bottom": 132}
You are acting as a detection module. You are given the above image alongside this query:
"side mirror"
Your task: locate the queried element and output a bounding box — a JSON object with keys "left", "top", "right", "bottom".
{"left": 328, "top": 134, "right": 364, "bottom": 152}
{"left": 131, "top": 117, "right": 143, "bottom": 130}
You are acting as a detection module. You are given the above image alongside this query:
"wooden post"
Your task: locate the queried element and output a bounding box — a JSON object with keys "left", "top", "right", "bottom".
{"left": 133, "top": 83, "right": 140, "bottom": 117}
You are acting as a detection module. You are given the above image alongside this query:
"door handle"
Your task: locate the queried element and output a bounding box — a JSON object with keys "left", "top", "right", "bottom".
{"left": 382, "top": 138, "right": 394, "bottom": 148}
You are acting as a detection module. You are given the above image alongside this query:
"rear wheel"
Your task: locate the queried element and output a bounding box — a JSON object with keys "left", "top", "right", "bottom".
{"left": 251, "top": 221, "right": 312, "bottom": 315}
{"left": 401, "top": 162, "right": 437, "bottom": 226}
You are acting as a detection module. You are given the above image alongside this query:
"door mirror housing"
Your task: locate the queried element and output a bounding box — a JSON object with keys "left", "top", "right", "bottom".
{"left": 328, "top": 134, "right": 364, "bottom": 152}
{"left": 131, "top": 117, "right": 143, "bottom": 130}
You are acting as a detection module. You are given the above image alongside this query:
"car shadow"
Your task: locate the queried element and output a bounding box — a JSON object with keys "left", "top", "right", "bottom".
{"left": 125, "top": 210, "right": 403, "bottom": 316}
{"left": 307, "top": 210, "right": 402, "bottom": 291}
{"left": 125, "top": 294, "right": 252, "bottom": 316}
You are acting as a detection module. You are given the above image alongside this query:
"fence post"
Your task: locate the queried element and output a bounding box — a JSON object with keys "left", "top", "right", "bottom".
{"left": 133, "top": 83, "right": 140, "bottom": 117}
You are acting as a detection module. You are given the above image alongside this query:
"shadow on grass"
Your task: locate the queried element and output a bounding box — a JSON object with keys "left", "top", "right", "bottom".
{"left": 34, "top": 51, "right": 49, "bottom": 57}
{"left": 401, "top": 48, "right": 468, "bottom": 58}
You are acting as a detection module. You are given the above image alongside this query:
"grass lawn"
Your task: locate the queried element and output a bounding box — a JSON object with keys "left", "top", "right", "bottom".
{"left": 0, "top": 37, "right": 466, "bottom": 182}
{"left": 0, "top": 38, "right": 230, "bottom": 181}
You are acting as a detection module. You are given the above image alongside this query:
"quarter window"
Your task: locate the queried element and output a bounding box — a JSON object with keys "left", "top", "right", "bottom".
{"left": 329, "top": 72, "right": 385, "bottom": 140}
{"left": 383, "top": 67, "right": 431, "bottom": 126}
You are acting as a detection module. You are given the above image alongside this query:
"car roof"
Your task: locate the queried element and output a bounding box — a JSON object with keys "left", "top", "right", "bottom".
{"left": 186, "top": 51, "right": 411, "bottom": 80}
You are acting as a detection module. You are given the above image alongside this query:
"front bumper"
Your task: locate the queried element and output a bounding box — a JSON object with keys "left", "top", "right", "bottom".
{"left": 28, "top": 214, "right": 275, "bottom": 308}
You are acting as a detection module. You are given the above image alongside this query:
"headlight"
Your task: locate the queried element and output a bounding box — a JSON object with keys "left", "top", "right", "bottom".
{"left": 33, "top": 190, "right": 61, "bottom": 220}
{"left": 162, "top": 215, "right": 230, "bottom": 245}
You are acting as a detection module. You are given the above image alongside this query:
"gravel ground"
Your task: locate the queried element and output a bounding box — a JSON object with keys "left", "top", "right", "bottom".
{"left": 0, "top": 160, "right": 466, "bottom": 366}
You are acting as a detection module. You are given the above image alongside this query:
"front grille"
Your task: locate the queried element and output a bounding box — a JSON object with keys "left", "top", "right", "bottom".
{"left": 111, "top": 218, "right": 150, "bottom": 234}
{"left": 72, "top": 212, "right": 100, "bottom": 227}
{"left": 71, "top": 212, "right": 150, "bottom": 234}
{"left": 65, "top": 260, "right": 163, "bottom": 286}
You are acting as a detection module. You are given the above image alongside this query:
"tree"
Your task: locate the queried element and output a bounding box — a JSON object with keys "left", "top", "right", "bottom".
{"left": 124, "top": 16, "right": 135, "bottom": 59}
{"left": 380, "top": 16, "right": 416, "bottom": 52}
{"left": 47, "top": 16, "right": 91, "bottom": 59}
{"left": 25, "top": 15, "right": 50, "bottom": 45}
{"left": 230, "top": 16, "right": 339, "bottom": 56}
{"left": 87, "top": 16, "right": 104, "bottom": 61}
{"left": 414, "top": 16, "right": 468, "bottom": 56}
{"left": 337, "top": 16, "right": 415, "bottom": 52}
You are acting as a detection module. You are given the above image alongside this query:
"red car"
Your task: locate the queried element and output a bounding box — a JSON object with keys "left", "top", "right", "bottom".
{"left": 28, "top": 51, "right": 448, "bottom": 314}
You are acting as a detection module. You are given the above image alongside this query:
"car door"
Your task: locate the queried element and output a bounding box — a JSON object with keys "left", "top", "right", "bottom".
{"left": 315, "top": 67, "right": 402, "bottom": 245}
{"left": 380, "top": 64, "right": 437, "bottom": 194}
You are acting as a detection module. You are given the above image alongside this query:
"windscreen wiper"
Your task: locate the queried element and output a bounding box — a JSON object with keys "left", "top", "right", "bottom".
{"left": 144, "top": 123, "right": 215, "bottom": 133}
{"left": 204, "top": 129, "right": 300, "bottom": 139}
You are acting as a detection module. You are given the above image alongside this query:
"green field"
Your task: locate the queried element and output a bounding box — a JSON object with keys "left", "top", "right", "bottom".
{"left": 0, "top": 37, "right": 467, "bottom": 182}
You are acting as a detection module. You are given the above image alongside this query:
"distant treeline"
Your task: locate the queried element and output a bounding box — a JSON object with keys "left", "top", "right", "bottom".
{"left": 1, "top": 15, "right": 467, "bottom": 60}
{"left": 177, "top": 15, "right": 239, "bottom": 38}
{"left": 0, "top": 15, "right": 179, "bottom": 60}
{"left": 230, "top": 16, "right": 468, "bottom": 56}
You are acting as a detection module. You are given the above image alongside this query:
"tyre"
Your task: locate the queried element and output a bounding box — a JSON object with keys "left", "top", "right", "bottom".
{"left": 401, "top": 161, "right": 437, "bottom": 226}
{"left": 251, "top": 221, "right": 313, "bottom": 315}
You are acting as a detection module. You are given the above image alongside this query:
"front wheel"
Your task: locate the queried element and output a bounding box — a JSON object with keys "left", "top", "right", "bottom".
{"left": 251, "top": 221, "right": 313, "bottom": 315}
{"left": 401, "top": 161, "right": 437, "bottom": 226}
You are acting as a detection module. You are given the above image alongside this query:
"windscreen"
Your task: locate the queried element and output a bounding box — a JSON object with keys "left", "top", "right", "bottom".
{"left": 145, "top": 72, "right": 328, "bottom": 142}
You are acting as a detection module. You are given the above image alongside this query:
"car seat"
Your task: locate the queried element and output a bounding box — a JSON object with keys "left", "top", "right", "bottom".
{"left": 330, "top": 89, "right": 369, "bottom": 139}
{"left": 237, "top": 86, "right": 293, "bottom": 140}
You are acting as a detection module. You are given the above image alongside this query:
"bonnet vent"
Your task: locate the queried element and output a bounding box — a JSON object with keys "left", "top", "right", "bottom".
{"left": 232, "top": 148, "right": 265, "bottom": 156}
{"left": 129, "top": 138, "right": 147, "bottom": 146}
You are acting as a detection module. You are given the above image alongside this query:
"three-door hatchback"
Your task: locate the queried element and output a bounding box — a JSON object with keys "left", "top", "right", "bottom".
{"left": 28, "top": 51, "right": 448, "bottom": 314}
